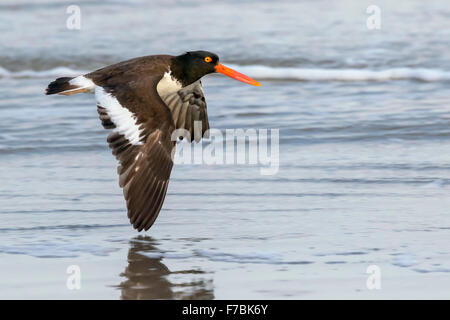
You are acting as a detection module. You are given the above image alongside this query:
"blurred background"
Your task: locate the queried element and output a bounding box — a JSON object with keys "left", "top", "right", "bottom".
{"left": 0, "top": 0, "right": 449, "bottom": 299}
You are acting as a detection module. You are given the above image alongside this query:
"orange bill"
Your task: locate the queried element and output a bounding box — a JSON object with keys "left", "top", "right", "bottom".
{"left": 215, "top": 63, "right": 261, "bottom": 86}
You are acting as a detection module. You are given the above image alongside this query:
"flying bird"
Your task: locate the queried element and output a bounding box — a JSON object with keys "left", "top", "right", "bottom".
{"left": 46, "top": 51, "right": 260, "bottom": 231}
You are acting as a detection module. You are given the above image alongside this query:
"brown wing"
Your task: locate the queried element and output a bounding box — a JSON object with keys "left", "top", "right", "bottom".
{"left": 94, "top": 74, "right": 176, "bottom": 231}
{"left": 160, "top": 80, "right": 210, "bottom": 142}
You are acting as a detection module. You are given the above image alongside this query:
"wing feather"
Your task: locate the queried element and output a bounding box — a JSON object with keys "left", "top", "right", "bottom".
{"left": 161, "top": 80, "right": 210, "bottom": 142}
{"left": 93, "top": 74, "right": 175, "bottom": 231}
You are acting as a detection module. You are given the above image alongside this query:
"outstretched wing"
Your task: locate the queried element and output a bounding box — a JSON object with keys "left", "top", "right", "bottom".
{"left": 160, "top": 80, "right": 210, "bottom": 142}
{"left": 94, "top": 75, "right": 176, "bottom": 232}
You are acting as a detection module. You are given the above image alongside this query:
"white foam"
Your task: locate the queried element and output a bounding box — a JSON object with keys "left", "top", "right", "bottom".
{"left": 227, "top": 64, "right": 450, "bottom": 82}
{"left": 0, "top": 66, "right": 88, "bottom": 78}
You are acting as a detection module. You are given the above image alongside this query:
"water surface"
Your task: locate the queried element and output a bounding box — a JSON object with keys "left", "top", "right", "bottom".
{"left": 0, "top": 0, "right": 449, "bottom": 299}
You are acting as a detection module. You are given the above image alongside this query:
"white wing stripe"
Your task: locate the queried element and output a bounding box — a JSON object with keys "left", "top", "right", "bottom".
{"left": 95, "top": 86, "right": 144, "bottom": 145}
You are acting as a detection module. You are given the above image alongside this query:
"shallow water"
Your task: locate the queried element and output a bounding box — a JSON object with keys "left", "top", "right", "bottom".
{"left": 0, "top": 0, "right": 449, "bottom": 299}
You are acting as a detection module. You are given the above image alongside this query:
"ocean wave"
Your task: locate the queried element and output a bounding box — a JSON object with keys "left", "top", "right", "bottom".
{"left": 227, "top": 65, "right": 450, "bottom": 82}
{"left": 1, "top": 64, "right": 450, "bottom": 82}
{"left": 0, "top": 66, "right": 88, "bottom": 79}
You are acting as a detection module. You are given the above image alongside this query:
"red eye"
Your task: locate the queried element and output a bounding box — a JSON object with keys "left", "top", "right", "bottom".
{"left": 204, "top": 57, "right": 212, "bottom": 63}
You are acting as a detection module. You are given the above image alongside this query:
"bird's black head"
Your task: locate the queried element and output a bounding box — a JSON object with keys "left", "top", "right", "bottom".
{"left": 172, "top": 50, "right": 261, "bottom": 87}
{"left": 172, "top": 51, "right": 219, "bottom": 86}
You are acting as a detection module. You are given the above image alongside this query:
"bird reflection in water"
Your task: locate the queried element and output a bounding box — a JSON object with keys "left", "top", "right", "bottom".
{"left": 118, "top": 236, "right": 214, "bottom": 299}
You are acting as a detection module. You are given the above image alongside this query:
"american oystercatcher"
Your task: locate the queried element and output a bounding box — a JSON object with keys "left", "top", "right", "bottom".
{"left": 46, "top": 51, "right": 260, "bottom": 231}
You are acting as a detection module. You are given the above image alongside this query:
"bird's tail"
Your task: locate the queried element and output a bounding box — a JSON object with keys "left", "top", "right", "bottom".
{"left": 45, "top": 75, "right": 94, "bottom": 95}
